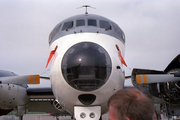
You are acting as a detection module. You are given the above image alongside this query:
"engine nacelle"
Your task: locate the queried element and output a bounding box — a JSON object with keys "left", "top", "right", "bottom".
{"left": 160, "top": 69, "right": 180, "bottom": 104}
{"left": 132, "top": 68, "right": 180, "bottom": 104}
{"left": 0, "top": 84, "right": 29, "bottom": 110}
{"left": 131, "top": 68, "right": 164, "bottom": 97}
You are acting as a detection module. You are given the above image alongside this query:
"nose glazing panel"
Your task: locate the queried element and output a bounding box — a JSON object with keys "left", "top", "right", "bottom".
{"left": 61, "top": 42, "right": 112, "bottom": 91}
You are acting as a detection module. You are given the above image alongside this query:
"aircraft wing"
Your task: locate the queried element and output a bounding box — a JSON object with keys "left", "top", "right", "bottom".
{"left": 0, "top": 71, "right": 70, "bottom": 116}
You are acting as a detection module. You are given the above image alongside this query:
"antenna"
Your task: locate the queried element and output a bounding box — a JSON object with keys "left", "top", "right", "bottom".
{"left": 77, "top": 5, "right": 96, "bottom": 14}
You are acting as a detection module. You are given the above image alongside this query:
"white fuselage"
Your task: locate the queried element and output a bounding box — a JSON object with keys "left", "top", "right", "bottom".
{"left": 50, "top": 33, "right": 125, "bottom": 114}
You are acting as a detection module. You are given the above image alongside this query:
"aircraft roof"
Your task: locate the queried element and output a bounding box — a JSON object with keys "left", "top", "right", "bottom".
{"left": 49, "top": 14, "right": 125, "bottom": 44}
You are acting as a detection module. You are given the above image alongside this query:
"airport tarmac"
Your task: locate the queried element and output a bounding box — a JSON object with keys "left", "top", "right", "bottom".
{"left": 0, "top": 114, "right": 109, "bottom": 120}
{"left": 0, "top": 113, "right": 113, "bottom": 120}
{"left": 0, "top": 113, "right": 178, "bottom": 120}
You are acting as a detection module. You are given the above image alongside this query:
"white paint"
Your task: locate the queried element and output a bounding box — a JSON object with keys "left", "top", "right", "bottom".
{"left": 49, "top": 33, "right": 125, "bottom": 115}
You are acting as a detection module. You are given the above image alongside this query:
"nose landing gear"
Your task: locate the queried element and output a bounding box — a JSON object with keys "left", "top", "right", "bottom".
{"left": 74, "top": 106, "right": 101, "bottom": 120}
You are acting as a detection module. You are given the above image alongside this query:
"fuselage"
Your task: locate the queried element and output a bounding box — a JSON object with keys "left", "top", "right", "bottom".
{"left": 48, "top": 14, "right": 126, "bottom": 115}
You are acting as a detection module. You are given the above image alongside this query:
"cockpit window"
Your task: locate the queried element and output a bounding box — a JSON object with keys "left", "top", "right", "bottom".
{"left": 76, "top": 19, "right": 85, "bottom": 27}
{"left": 49, "top": 23, "right": 61, "bottom": 42}
{"left": 62, "top": 21, "right": 73, "bottom": 31}
{"left": 111, "top": 22, "right": 125, "bottom": 42}
{"left": 100, "top": 20, "right": 111, "bottom": 30}
{"left": 88, "top": 19, "right": 97, "bottom": 26}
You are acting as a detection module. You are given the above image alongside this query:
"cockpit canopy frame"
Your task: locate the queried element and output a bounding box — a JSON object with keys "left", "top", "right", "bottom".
{"left": 49, "top": 14, "right": 125, "bottom": 44}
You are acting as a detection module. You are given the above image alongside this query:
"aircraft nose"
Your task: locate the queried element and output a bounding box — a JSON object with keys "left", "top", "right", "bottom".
{"left": 61, "top": 42, "right": 112, "bottom": 91}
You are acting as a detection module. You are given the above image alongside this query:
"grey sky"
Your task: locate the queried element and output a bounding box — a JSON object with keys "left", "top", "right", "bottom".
{"left": 0, "top": 0, "right": 180, "bottom": 86}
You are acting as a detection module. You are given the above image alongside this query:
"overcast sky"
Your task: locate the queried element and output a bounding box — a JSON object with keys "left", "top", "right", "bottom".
{"left": 0, "top": 0, "right": 180, "bottom": 87}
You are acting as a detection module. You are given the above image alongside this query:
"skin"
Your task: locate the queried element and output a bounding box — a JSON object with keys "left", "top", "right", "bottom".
{"left": 109, "top": 106, "right": 118, "bottom": 120}
{"left": 109, "top": 106, "right": 130, "bottom": 120}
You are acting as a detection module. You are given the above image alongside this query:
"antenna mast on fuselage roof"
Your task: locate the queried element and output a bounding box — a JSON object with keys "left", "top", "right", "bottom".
{"left": 77, "top": 5, "right": 96, "bottom": 14}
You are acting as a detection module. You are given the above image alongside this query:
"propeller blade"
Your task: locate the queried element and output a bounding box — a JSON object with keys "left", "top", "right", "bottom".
{"left": 0, "top": 75, "right": 40, "bottom": 84}
{"left": 40, "top": 76, "right": 50, "bottom": 80}
{"left": 136, "top": 74, "right": 180, "bottom": 84}
{"left": 125, "top": 76, "right": 131, "bottom": 79}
